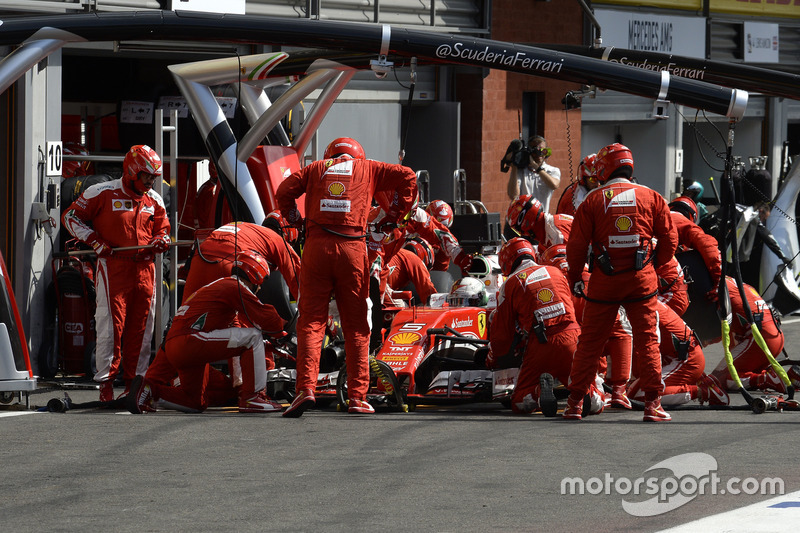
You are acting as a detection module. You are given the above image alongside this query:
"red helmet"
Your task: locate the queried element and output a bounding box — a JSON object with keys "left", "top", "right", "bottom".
{"left": 403, "top": 238, "right": 435, "bottom": 270}
{"left": 264, "top": 210, "right": 299, "bottom": 243}
{"left": 324, "top": 137, "right": 366, "bottom": 160}
{"left": 577, "top": 153, "right": 596, "bottom": 187}
{"left": 232, "top": 250, "right": 270, "bottom": 287}
{"left": 123, "top": 144, "right": 163, "bottom": 179}
{"left": 426, "top": 200, "right": 454, "bottom": 228}
{"left": 538, "top": 244, "right": 569, "bottom": 273}
{"left": 506, "top": 195, "right": 543, "bottom": 236}
{"left": 62, "top": 142, "right": 91, "bottom": 178}
{"left": 669, "top": 196, "right": 699, "bottom": 224}
{"left": 594, "top": 143, "right": 633, "bottom": 183}
{"left": 498, "top": 237, "right": 537, "bottom": 276}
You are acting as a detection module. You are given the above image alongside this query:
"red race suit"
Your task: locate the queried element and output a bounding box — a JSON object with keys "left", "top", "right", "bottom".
{"left": 671, "top": 212, "right": 722, "bottom": 289}
{"left": 148, "top": 276, "right": 285, "bottom": 411}
{"left": 566, "top": 178, "right": 677, "bottom": 401}
{"left": 628, "top": 299, "right": 705, "bottom": 405}
{"left": 182, "top": 222, "right": 300, "bottom": 303}
{"left": 277, "top": 158, "right": 417, "bottom": 400}
{"left": 710, "top": 277, "right": 784, "bottom": 389}
{"left": 62, "top": 178, "right": 170, "bottom": 386}
{"left": 489, "top": 260, "right": 580, "bottom": 413}
{"left": 556, "top": 182, "right": 591, "bottom": 217}
{"left": 385, "top": 248, "right": 437, "bottom": 305}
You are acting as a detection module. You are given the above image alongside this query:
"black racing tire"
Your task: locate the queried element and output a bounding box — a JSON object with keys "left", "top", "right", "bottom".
{"left": 336, "top": 358, "right": 407, "bottom": 412}
{"left": 257, "top": 271, "right": 296, "bottom": 322}
{"left": 83, "top": 341, "right": 97, "bottom": 378}
{"left": 38, "top": 337, "right": 59, "bottom": 379}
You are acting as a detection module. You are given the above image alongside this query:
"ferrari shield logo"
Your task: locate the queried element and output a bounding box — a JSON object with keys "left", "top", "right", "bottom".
{"left": 605, "top": 189, "right": 614, "bottom": 199}
{"left": 478, "top": 312, "right": 487, "bottom": 338}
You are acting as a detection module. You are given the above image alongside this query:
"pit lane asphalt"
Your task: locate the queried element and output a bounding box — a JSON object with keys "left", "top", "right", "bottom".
{"left": 3, "top": 320, "right": 800, "bottom": 533}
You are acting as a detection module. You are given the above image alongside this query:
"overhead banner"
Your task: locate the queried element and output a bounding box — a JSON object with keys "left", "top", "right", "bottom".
{"left": 594, "top": 9, "right": 707, "bottom": 58}
{"left": 710, "top": 0, "right": 800, "bottom": 18}
{"left": 594, "top": 0, "right": 800, "bottom": 18}
{"left": 743, "top": 22, "right": 780, "bottom": 63}
{"left": 593, "top": 0, "right": 701, "bottom": 10}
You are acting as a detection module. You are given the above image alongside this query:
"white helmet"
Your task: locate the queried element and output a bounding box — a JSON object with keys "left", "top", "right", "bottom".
{"left": 447, "top": 277, "right": 488, "bottom": 307}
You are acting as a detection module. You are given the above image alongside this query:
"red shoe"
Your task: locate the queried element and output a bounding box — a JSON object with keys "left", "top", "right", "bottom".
{"left": 697, "top": 374, "right": 730, "bottom": 406}
{"left": 239, "top": 390, "right": 283, "bottom": 413}
{"left": 562, "top": 395, "right": 583, "bottom": 420}
{"left": 99, "top": 380, "right": 114, "bottom": 403}
{"left": 282, "top": 388, "right": 315, "bottom": 418}
{"left": 126, "top": 375, "right": 157, "bottom": 414}
{"left": 610, "top": 384, "right": 632, "bottom": 409}
{"left": 643, "top": 399, "right": 671, "bottom": 422}
{"left": 539, "top": 373, "right": 558, "bottom": 417}
{"left": 348, "top": 399, "right": 375, "bottom": 414}
{"left": 116, "top": 384, "right": 131, "bottom": 401}
{"left": 755, "top": 368, "right": 787, "bottom": 394}
{"left": 584, "top": 380, "right": 606, "bottom": 416}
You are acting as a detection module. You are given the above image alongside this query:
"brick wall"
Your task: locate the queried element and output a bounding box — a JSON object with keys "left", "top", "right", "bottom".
{"left": 471, "top": 0, "right": 586, "bottom": 219}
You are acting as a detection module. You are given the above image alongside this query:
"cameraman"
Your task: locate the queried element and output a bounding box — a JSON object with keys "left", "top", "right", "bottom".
{"left": 504, "top": 135, "right": 561, "bottom": 212}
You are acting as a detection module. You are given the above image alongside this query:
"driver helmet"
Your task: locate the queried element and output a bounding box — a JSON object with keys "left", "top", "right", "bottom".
{"left": 447, "top": 277, "right": 488, "bottom": 307}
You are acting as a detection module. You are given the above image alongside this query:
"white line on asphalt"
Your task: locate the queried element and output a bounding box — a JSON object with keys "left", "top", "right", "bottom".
{"left": 0, "top": 411, "right": 41, "bottom": 418}
{"left": 657, "top": 490, "right": 800, "bottom": 532}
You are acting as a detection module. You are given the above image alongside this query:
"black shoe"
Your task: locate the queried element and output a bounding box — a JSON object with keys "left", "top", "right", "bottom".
{"left": 539, "top": 373, "right": 558, "bottom": 417}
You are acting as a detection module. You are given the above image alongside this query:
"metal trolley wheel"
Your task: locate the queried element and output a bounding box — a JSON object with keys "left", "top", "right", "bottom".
{"left": 0, "top": 391, "right": 16, "bottom": 404}
{"left": 336, "top": 357, "right": 407, "bottom": 412}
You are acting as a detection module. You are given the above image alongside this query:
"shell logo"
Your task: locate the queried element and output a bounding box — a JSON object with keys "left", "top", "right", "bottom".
{"left": 615, "top": 216, "right": 633, "bottom": 231}
{"left": 328, "top": 181, "right": 345, "bottom": 196}
{"left": 114, "top": 200, "right": 123, "bottom": 209}
{"left": 537, "top": 287, "right": 554, "bottom": 303}
{"left": 389, "top": 332, "right": 421, "bottom": 345}
{"left": 605, "top": 190, "right": 614, "bottom": 199}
